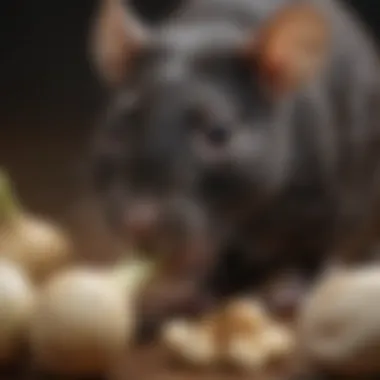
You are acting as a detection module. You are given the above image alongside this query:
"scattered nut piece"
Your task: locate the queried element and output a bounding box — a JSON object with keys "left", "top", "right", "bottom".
{"left": 162, "top": 297, "right": 296, "bottom": 372}
{"left": 162, "top": 319, "right": 218, "bottom": 366}
{"left": 226, "top": 336, "right": 267, "bottom": 372}
{"left": 223, "top": 298, "right": 270, "bottom": 336}
{"left": 257, "top": 324, "right": 296, "bottom": 361}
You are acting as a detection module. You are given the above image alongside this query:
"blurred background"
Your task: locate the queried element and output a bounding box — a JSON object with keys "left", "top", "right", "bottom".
{"left": 0, "top": 0, "right": 378, "bottom": 261}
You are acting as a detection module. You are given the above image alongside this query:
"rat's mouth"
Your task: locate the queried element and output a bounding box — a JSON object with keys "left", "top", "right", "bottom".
{"left": 122, "top": 223, "right": 189, "bottom": 260}
{"left": 113, "top": 196, "right": 210, "bottom": 261}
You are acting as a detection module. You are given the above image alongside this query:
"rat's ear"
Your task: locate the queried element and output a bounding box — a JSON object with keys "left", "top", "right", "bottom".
{"left": 88, "top": 0, "right": 149, "bottom": 87}
{"left": 243, "top": 2, "right": 331, "bottom": 95}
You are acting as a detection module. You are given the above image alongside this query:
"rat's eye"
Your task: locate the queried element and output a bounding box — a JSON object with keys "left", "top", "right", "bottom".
{"left": 186, "top": 103, "right": 231, "bottom": 147}
{"left": 206, "top": 124, "right": 231, "bottom": 146}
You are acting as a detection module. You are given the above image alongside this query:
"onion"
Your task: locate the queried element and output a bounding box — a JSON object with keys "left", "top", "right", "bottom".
{"left": 0, "top": 170, "right": 72, "bottom": 282}
{"left": 29, "top": 258, "right": 155, "bottom": 375}
{"left": 0, "top": 258, "right": 36, "bottom": 363}
{"left": 298, "top": 265, "right": 380, "bottom": 375}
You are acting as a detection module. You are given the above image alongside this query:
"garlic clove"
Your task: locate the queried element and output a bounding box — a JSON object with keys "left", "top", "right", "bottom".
{"left": 227, "top": 335, "right": 268, "bottom": 372}
{"left": 223, "top": 298, "right": 270, "bottom": 336}
{"left": 257, "top": 324, "right": 296, "bottom": 360}
{"left": 162, "top": 319, "right": 218, "bottom": 366}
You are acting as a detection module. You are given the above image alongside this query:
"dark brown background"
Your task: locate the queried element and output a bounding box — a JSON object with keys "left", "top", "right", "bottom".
{"left": 0, "top": 1, "right": 111, "bottom": 263}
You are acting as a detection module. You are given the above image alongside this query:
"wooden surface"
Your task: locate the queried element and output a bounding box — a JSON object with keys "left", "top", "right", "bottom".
{"left": 0, "top": 345, "right": 297, "bottom": 380}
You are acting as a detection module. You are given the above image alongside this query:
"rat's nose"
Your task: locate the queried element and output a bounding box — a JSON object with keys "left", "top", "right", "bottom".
{"left": 124, "top": 201, "right": 160, "bottom": 242}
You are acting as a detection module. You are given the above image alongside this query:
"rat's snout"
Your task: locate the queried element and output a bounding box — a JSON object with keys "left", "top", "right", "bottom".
{"left": 123, "top": 200, "right": 161, "bottom": 244}
{"left": 121, "top": 196, "right": 207, "bottom": 254}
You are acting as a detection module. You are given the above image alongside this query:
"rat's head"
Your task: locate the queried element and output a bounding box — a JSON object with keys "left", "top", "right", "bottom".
{"left": 89, "top": 0, "right": 331, "bottom": 252}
